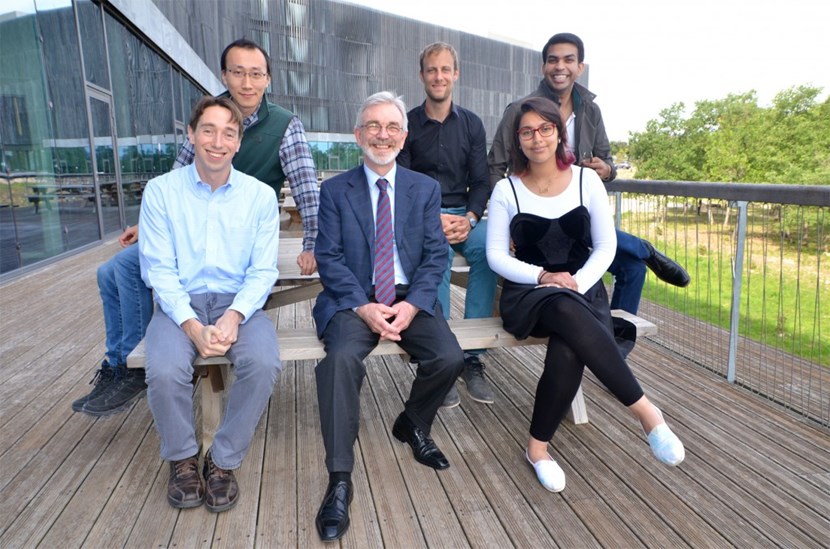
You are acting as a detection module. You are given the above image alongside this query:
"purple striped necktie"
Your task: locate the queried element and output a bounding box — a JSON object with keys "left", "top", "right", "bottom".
{"left": 374, "top": 178, "right": 396, "bottom": 306}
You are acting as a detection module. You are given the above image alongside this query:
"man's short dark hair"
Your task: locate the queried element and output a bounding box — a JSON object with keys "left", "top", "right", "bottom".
{"left": 221, "top": 38, "right": 272, "bottom": 75}
{"left": 542, "top": 33, "right": 584, "bottom": 63}
{"left": 188, "top": 96, "right": 245, "bottom": 136}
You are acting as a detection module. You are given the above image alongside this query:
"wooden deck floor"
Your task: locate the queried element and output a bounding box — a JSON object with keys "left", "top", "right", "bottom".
{"left": 1, "top": 241, "right": 829, "bottom": 548}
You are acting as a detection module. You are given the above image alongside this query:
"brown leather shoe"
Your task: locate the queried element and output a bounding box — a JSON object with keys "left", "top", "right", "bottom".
{"left": 203, "top": 450, "right": 239, "bottom": 512}
{"left": 167, "top": 455, "right": 204, "bottom": 508}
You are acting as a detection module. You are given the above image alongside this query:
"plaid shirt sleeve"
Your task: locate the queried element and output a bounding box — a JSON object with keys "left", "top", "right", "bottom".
{"left": 172, "top": 135, "right": 195, "bottom": 169}
{"left": 279, "top": 116, "right": 319, "bottom": 251}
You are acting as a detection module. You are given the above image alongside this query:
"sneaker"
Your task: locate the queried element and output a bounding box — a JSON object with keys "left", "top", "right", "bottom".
{"left": 82, "top": 365, "right": 147, "bottom": 416}
{"left": 644, "top": 408, "right": 685, "bottom": 466}
{"left": 168, "top": 454, "right": 204, "bottom": 509}
{"left": 71, "top": 363, "right": 117, "bottom": 412}
{"left": 203, "top": 450, "right": 239, "bottom": 512}
{"left": 460, "top": 355, "right": 494, "bottom": 404}
{"left": 441, "top": 384, "right": 460, "bottom": 408}
{"left": 526, "top": 448, "right": 566, "bottom": 492}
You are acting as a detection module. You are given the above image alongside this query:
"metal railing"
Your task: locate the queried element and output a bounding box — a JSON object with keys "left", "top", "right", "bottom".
{"left": 606, "top": 179, "right": 829, "bottom": 429}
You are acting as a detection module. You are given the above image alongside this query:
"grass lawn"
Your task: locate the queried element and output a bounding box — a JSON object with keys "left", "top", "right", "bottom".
{"left": 621, "top": 200, "right": 828, "bottom": 366}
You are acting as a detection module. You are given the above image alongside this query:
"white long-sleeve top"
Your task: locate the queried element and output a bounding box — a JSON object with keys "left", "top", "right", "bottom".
{"left": 486, "top": 167, "right": 616, "bottom": 294}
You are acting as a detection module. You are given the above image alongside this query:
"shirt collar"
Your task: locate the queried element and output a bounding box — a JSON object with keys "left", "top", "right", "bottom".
{"left": 188, "top": 162, "right": 238, "bottom": 190}
{"left": 415, "top": 100, "right": 458, "bottom": 125}
{"left": 363, "top": 163, "right": 398, "bottom": 190}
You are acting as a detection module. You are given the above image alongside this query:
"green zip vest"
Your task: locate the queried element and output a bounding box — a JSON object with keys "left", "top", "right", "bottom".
{"left": 229, "top": 96, "right": 295, "bottom": 195}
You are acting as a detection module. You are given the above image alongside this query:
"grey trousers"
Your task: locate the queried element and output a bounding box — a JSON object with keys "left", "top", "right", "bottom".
{"left": 145, "top": 293, "right": 281, "bottom": 469}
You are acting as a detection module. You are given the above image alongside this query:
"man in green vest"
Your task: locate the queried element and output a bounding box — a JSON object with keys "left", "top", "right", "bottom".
{"left": 72, "top": 38, "right": 319, "bottom": 417}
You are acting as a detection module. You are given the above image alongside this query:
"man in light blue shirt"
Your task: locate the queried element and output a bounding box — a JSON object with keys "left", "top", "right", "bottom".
{"left": 138, "top": 96, "right": 280, "bottom": 513}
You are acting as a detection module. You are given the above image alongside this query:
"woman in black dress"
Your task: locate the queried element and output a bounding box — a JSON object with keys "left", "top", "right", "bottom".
{"left": 486, "top": 97, "right": 684, "bottom": 493}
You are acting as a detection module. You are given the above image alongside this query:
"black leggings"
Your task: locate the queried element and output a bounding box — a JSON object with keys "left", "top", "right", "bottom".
{"left": 529, "top": 295, "right": 644, "bottom": 442}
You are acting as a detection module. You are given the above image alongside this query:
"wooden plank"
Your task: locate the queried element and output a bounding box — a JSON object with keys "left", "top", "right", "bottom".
{"left": 82, "top": 423, "right": 166, "bottom": 548}
{"left": 256, "top": 348, "right": 300, "bottom": 545}
{"left": 36, "top": 406, "right": 154, "bottom": 548}
{"left": 354, "top": 356, "right": 427, "bottom": 547}
{"left": 264, "top": 281, "right": 322, "bottom": 310}
{"left": 207, "top": 397, "right": 268, "bottom": 548}
{"left": 6, "top": 240, "right": 830, "bottom": 547}
{"left": 464, "top": 347, "right": 616, "bottom": 547}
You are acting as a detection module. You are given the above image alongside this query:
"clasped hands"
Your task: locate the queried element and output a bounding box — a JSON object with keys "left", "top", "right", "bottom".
{"left": 182, "top": 310, "right": 244, "bottom": 358}
{"left": 355, "top": 301, "right": 418, "bottom": 342}
{"left": 536, "top": 270, "right": 578, "bottom": 291}
{"left": 441, "top": 213, "right": 472, "bottom": 245}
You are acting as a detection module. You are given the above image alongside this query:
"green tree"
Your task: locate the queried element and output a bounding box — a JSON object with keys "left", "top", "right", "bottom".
{"left": 629, "top": 86, "right": 829, "bottom": 186}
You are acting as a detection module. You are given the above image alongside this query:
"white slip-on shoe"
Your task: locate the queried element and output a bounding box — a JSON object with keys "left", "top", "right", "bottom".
{"left": 525, "top": 449, "right": 566, "bottom": 492}
{"left": 645, "top": 408, "right": 685, "bottom": 466}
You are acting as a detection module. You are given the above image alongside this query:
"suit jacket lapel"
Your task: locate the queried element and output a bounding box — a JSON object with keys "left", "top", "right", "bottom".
{"left": 394, "top": 168, "right": 415, "bottom": 268}
{"left": 345, "top": 168, "right": 374, "bottom": 250}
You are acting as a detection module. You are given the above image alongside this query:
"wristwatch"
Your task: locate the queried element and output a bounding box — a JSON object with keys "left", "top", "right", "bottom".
{"left": 468, "top": 216, "right": 477, "bottom": 228}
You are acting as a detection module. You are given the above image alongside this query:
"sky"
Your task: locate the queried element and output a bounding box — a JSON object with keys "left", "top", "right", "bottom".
{"left": 6, "top": 0, "right": 828, "bottom": 141}
{"left": 345, "top": 0, "right": 830, "bottom": 141}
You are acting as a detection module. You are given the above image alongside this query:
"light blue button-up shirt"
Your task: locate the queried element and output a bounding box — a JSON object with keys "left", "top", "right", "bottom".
{"left": 139, "top": 163, "right": 280, "bottom": 326}
{"left": 363, "top": 164, "right": 409, "bottom": 286}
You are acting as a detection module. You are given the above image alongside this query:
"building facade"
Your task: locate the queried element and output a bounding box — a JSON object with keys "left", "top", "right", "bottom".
{"left": 1, "top": 0, "right": 541, "bottom": 278}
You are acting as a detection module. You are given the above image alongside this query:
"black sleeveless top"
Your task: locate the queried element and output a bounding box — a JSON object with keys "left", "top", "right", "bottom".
{"left": 509, "top": 171, "right": 592, "bottom": 275}
{"left": 498, "top": 169, "right": 615, "bottom": 341}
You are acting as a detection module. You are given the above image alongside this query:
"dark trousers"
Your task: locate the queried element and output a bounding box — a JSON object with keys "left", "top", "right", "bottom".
{"left": 529, "top": 295, "right": 644, "bottom": 442}
{"left": 315, "top": 303, "right": 464, "bottom": 473}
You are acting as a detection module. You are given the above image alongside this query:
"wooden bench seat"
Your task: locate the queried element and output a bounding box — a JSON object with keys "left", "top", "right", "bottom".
{"left": 127, "top": 310, "right": 655, "bottom": 454}
{"left": 126, "top": 237, "right": 657, "bottom": 454}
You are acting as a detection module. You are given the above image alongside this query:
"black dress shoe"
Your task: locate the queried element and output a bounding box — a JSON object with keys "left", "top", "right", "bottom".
{"left": 392, "top": 413, "right": 450, "bottom": 470}
{"left": 642, "top": 240, "right": 691, "bottom": 287}
{"left": 316, "top": 480, "right": 353, "bottom": 542}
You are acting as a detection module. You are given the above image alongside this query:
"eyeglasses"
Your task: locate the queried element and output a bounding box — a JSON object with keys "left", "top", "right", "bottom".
{"left": 360, "top": 122, "right": 403, "bottom": 136}
{"left": 517, "top": 123, "right": 557, "bottom": 141}
{"left": 224, "top": 68, "right": 267, "bottom": 81}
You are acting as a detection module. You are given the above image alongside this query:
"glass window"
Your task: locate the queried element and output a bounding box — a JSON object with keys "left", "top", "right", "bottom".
{"left": 105, "top": 12, "right": 178, "bottom": 225}
{"left": 76, "top": 0, "right": 110, "bottom": 89}
{"left": 0, "top": 0, "right": 99, "bottom": 274}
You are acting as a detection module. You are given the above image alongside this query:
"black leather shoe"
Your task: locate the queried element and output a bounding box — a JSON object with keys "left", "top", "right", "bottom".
{"left": 642, "top": 240, "right": 691, "bottom": 287}
{"left": 316, "top": 479, "right": 353, "bottom": 542}
{"left": 392, "top": 413, "right": 450, "bottom": 470}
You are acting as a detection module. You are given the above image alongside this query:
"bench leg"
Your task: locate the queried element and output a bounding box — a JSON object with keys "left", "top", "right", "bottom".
{"left": 567, "top": 383, "right": 589, "bottom": 425}
{"left": 200, "top": 364, "right": 229, "bottom": 457}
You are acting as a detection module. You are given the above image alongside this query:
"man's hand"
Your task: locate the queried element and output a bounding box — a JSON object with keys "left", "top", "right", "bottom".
{"left": 580, "top": 157, "right": 612, "bottom": 182}
{"left": 119, "top": 225, "right": 139, "bottom": 247}
{"left": 441, "top": 213, "right": 471, "bottom": 245}
{"left": 214, "top": 309, "right": 244, "bottom": 346}
{"left": 181, "top": 318, "right": 232, "bottom": 358}
{"left": 537, "top": 271, "right": 578, "bottom": 291}
{"left": 297, "top": 250, "right": 317, "bottom": 275}
{"left": 355, "top": 302, "right": 399, "bottom": 341}
{"left": 388, "top": 300, "right": 419, "bottom": 335}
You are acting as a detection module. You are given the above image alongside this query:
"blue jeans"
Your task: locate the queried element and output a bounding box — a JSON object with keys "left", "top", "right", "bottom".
{"left": 97, "top": 244, "right": 154, "bottom": 366}
{"left": 438, "top": 207, "right": 498, "bottom": 355}
{"left": 608, "top": 229, "right": 648, "bottom": 315}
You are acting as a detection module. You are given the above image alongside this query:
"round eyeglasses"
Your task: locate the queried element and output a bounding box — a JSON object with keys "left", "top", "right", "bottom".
{"left": 360, "top": 122, "right": 403, "bottom": 136}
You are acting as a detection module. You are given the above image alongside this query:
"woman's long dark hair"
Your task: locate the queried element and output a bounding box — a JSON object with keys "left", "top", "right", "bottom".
{"left": 510, "top": 96, "right": 575, "bottom": 175}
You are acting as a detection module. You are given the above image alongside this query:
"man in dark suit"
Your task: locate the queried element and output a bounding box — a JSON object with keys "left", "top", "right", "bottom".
{"left": 312, "top": 91, "right": 464, "bottom": 542}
